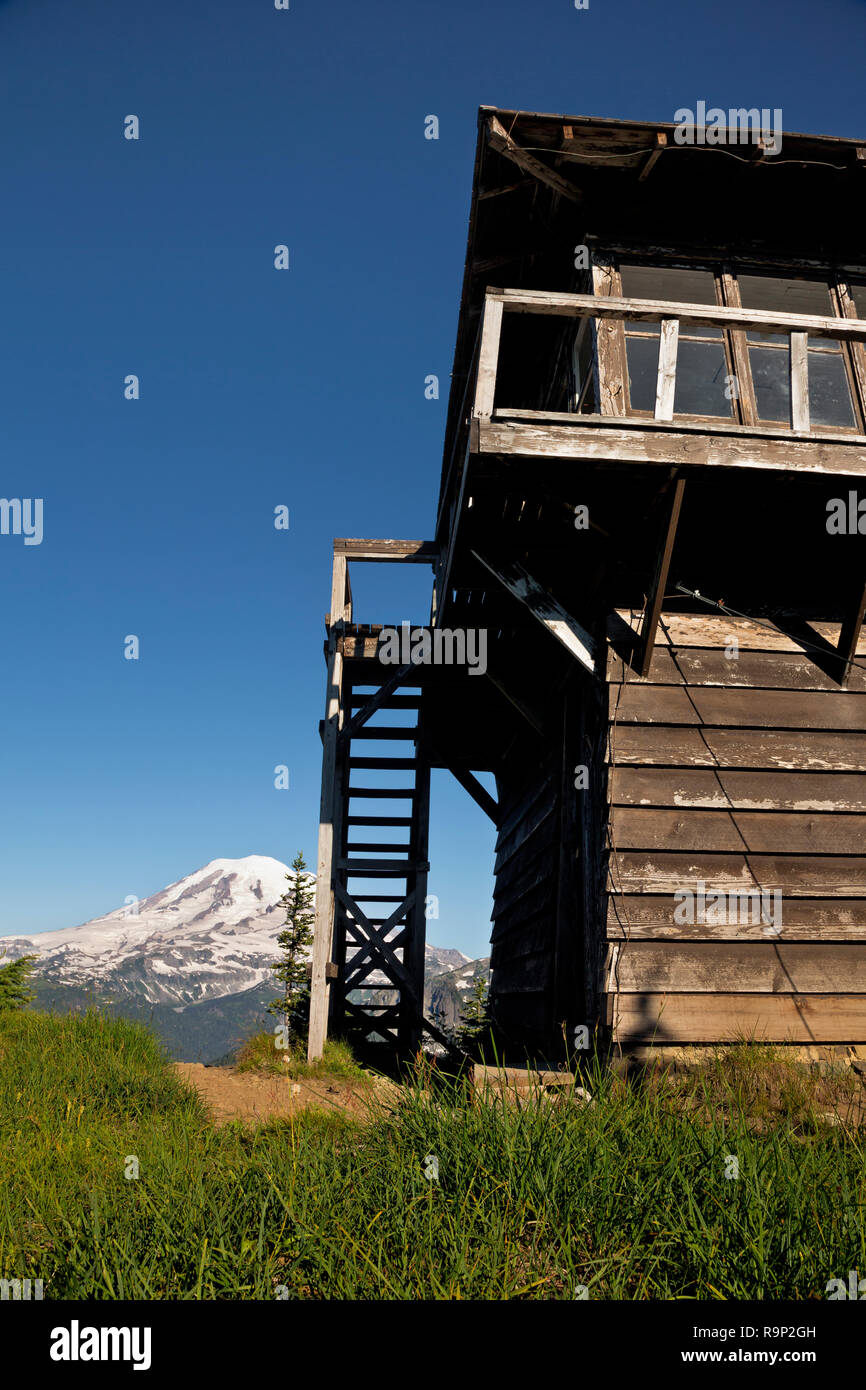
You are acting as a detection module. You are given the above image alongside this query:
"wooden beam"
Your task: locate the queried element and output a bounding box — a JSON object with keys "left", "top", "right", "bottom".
{"left": 654, "top": 319, "right": 679, "bottom": 421}
{"left": 790, "top": 332, "right": 810, "bottom": 432}
{"left": 333, "top": 539, "right": 438, "bottom": 563}
{"left": 428, "top": 744, "right": 500, "bottom": 825}
{"left": 477, "top": 178, "right": 533, "bottom": 200}
{"left": 473, "top": 294, "right": 504, "bottom": 419}
{"left": 308, "top": 554, "right": 350, "bottom": 1061}
{"left": 591, "top": 251, "right": 627, "bottom": 418}
{"left": 639, "top": 477, "right": 686, "bottom": 678}
{"left": 305, "top": 961, "right": 338, "bottom": 981}
{"left": 471, "top": 550, "right": 596, "bottom": 676}
{"left": 638, "top": 131, "right": 667, "bottom": 181}
{"left": 838, "top": 581, "right": 866, "bottom": 688}
{"left": 486, "top": 668, "right": 545, "bottom": 735}
{"left": 477, "top": 418, "right": 866, "bottom": 479}
{"left": 403, "top": 745, "right": 431, "bottom": 1049}
{"left": 486, "top": 115, "right": 580, "bottom": 203}
{"left": 490, "top": 288, "right": 866, "bottom": 343}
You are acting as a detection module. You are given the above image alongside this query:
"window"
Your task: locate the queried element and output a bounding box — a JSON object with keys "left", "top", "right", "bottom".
{"left": 737, "top": 275, "right": 856, "bottom": 429}
{"left": 619, "top": 264, "right": 734, "bottom": 418}
{"left": 600, "top": 258, "right": 863, "bottom": 433}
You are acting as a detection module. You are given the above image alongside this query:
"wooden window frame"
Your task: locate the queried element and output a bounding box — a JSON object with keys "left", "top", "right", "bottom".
{"left": 593, "top": 249, "right": 866, "bottom": 436}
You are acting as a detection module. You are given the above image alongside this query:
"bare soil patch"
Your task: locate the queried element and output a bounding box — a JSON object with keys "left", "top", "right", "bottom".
{"left": 173, "top": 1062, "right": 400, "bottom": 1127}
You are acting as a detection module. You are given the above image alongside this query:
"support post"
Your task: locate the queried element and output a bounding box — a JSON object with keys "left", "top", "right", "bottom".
{"left": 838, "top": 580, "right": 866, "bottom": 688}
{"left": 790, "top": 332, "right": 810, "bottom": 432}
{"left": 638, "top": 476, "right": 686, "bottom": 678}
{"left": 308, "top": 552, "right": 350, "bottom": 1061}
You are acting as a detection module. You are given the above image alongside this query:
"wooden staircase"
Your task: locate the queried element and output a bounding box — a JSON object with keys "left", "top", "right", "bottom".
{"left": 332, "top": 686, "right": 431, "bottom": 1048}
{"left": 307, "top": 541, "right": 437, "bottom": 1060}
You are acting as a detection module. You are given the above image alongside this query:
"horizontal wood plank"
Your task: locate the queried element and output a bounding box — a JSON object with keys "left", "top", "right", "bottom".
{"left": 611, "top": 726, "right": 866, "bottom": 770}
{"left": 610, "top": 768, "right": 866, "bottom": 812}
{"left": 610, "top": 993, "right": 866, "bottom": 1043}
{"left": 612, "top": 806, "right": 866, "bottom": 854}
{"left": 611, "top": 852, "right": 866, "bottom": 895}
{"left": 607, "top": 895, "right": 866, "bottom": 940}
{"left": 610, "top": 610, "right": 866, "bottom": 656}
{"left": 613, "top": 685, "right": 866, "bottom": 729}
{"left": 478, "top": 418, "right": 866, "bottom": 479}
{"left": 493, "top": 289, "right": 866, "bottom": 342}
{"left": 334, "top": 539, "right": 438, "bottom": 562}
{"left": 608, "top": 647, "right": 866, "bottom": 691}
{"left": 615, "top": 942, "right": 866, "bottom": 993}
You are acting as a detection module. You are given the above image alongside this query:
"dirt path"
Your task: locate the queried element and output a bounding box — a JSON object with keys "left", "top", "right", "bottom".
{"left": 173, "top": 1062, "right": 400, "bottom": 1127}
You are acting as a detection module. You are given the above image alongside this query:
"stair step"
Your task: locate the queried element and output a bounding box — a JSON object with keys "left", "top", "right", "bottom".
{"left": 350, "top": 895, "right": 410, "bottom": 902}
{"left": 348, "top": 787, "right": 416, "bottom": 799}
{"left": 351, "top": 726, "right": 419, "bottom": 740}
{"left": 349, "top": 695, "right": 423, "bottom": 710}
{"left": 346, "top": 917, "right": 405, "bottom": 928}
{"left": 344, "top": 920, "right": 407, "bottom": 930}
{"left": 349, "top": 757, "right": 418, "bottom": 770}
{"left": 346, "top": 816, "right": 413, "bottom": 827}
{"left": 346, "top": 841, "right": 411, "bottom": 854}
{"left": 339, "top": 858, "right": 430, "bottom": 875}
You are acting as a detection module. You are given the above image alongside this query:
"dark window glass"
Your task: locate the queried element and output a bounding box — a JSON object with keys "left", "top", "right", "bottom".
{"left": 675, "top": 341, "right": 733, "bottom": 416}
{"left": 738, "top": 274, "right": 833, "bottom": 328}
{"left": 620, "top": 264, "right": 719, "bottom": 338}
{"left": 620, "top": 263, "right": 732, "bottom": 417}
{"left": 738, "top": 274, "right": 856, "bottom": 428}
{"left": 749, "top": 345, "right": 790, "bottom": 422}
{"left": 809, "top": 350, "right": 856, "bottom": 428}
{"left": 624, "top": 335, "right": 659, "bottom": 412}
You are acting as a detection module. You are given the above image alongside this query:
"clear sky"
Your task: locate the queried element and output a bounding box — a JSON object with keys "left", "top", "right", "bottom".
{"left": 1, "top": 0, "right": 863, "bottom": 955}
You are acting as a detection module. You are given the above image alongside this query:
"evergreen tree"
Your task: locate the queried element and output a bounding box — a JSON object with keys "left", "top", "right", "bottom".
{"left": 266, "top": 852, "right": 315, "bottom": 1045}
{"left": 0, "top": 953, "right": 38, "bottom": 1012}
{"left": 453, "top": 974, "right": 492, "bottom": 1056}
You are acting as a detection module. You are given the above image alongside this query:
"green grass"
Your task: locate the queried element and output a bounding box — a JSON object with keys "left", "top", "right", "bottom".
{"left": 1, "top": 1008, "right": 864, "bottom": 1299}
{"left": 234, "top": 1031, "right": 363, "bottom": 1079}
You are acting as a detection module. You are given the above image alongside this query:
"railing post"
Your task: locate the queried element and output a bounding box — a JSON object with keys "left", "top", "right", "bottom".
{"left": 473, "top": 295, "right": 504, "bottom": 418}
{"left": 654, "top": 318, "right": 679, "bottom": 421}
{"left": 308, "top": 550, "right": 349, "bottom": 1062}
{"left": 790, "top": 332, "right": 810, "bottom": 432}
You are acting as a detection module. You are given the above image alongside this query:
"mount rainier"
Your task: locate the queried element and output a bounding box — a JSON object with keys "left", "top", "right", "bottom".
{"left": 0, "top": 857, "right": 473, "bottom": 1059}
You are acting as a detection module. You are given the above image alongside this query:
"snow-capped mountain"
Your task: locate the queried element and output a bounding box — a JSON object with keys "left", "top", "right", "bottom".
{"left": 0, "top": 856, "right": 470, "bottom": 1009}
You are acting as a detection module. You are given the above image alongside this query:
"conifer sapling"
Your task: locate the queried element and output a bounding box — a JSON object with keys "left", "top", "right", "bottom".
{"left": 267, "top": 852, "right": 315, "bottom": 1047}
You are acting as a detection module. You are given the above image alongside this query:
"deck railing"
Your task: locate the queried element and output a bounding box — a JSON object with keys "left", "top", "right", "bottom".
{"left": 473, "top": 288, "right": 866, "bottom": 432}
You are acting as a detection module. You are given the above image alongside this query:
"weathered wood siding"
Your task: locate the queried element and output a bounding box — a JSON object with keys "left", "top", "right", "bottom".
{"left": 606, "top": 612, "right": 866, "bottom": 1044}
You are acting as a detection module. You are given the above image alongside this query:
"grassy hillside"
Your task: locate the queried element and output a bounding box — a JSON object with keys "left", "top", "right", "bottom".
{"left": 28, "top": 977, "right": 275, "bottom": 1064}
{"left": 2, "top": 1009, "right": 865, "bottom": 1299}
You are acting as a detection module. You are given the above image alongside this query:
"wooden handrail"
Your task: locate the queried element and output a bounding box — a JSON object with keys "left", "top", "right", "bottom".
{"left": 474, "top": 288, "right": 866, "bottom": 431}
{"left": 487, "top": 288, "right": 866, "bottom": 343}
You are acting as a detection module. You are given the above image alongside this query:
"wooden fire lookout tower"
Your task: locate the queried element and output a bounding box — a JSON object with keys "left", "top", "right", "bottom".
{"left": 308, "top": 106, "right": 866, "bottom": 1064}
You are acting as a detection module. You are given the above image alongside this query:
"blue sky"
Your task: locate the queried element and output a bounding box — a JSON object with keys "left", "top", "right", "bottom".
{"left": 1, "top": 0, "right": 863, "bottom": 955}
